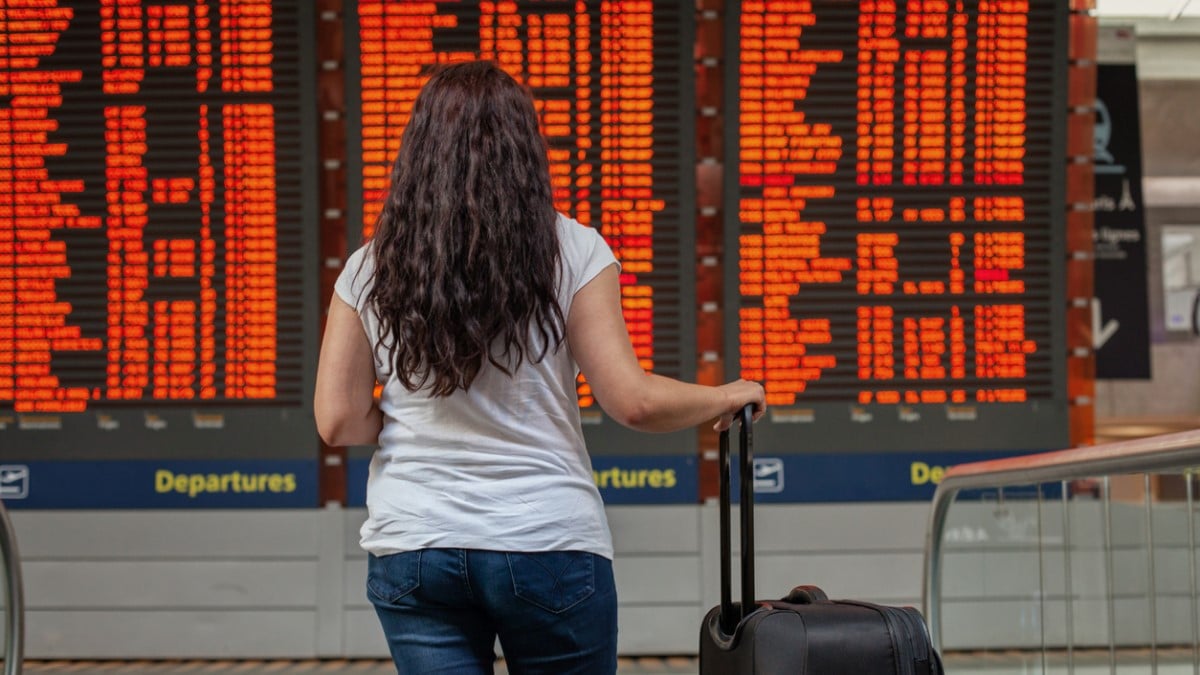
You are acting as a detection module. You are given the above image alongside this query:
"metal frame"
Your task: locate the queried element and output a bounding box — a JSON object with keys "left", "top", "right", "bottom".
{"left": 923, "top": 428, "right": 1200, "bottom": 654}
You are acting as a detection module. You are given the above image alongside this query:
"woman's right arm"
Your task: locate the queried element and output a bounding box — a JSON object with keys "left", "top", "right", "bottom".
{"left": 314, "top": 295, "right": 383, "bottom": 447}
{"left": 567, "top": 264, "right": 765, "bottom": 433}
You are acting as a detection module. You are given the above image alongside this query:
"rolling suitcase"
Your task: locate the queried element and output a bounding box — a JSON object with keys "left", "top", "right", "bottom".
{"left": 763, "top": 584, "right": 943, "bottom": 674}
{"left": 699, "top": 405, "right": 945, "bottom": 674}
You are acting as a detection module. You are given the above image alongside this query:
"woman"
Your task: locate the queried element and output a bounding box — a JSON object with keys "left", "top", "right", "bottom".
{"left": 314, "top": 61, "right": 765, "bottom": 674}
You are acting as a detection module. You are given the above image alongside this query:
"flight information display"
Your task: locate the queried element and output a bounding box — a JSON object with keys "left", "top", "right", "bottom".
{"left": 346, "top": 0, "right": 696, "bottom": 454}
{"left": 0, "top": 1, "right": 317, "bottom": 459}
{"left": 726, "top": 0, "right": 1069, "bottom": 452}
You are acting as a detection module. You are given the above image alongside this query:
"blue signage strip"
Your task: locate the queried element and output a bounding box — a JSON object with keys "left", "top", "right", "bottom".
{"left": 0, "top": 452, "right": 1058, "bottom": 509}
{"left": 346, "top": 455, "right": 699, "bottom": 507}
{"left": 737, "top": 450, "right": 1056, "bottom": 503}
{"left": 347, "top": 458, "right": 369, "bottom": 507}
{"left": 0, "top": 460, "right": 317, "bottom": 509}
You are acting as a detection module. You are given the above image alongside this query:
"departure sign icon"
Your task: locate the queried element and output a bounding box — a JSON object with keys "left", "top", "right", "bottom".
{"left": 752, "top": 458, "right": 784, "bottom": 494}
{"left": 0, "top": 466, "right": 29, "bottom": 500}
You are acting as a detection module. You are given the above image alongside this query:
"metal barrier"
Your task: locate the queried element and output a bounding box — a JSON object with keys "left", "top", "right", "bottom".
{"left": 0, "top": 497, "right": 22, "bottom": 675}
{"left": 923, "top": 429, "right": 1200, "bottom": 673}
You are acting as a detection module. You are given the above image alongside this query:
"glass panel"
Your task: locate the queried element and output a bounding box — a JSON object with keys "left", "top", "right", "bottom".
{"left": 938, "top": 470, "right": 1200, "bottom": 672}
{"left": 940, "top": 483, "right": 1057, "bottom": 652}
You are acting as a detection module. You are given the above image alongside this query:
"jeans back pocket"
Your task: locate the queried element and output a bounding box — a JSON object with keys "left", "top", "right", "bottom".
{"left": 506, "top": 551, "right": 596, "bottom": 614}
{"left": 366, "top": 551, "right": 422, "bottom": 605}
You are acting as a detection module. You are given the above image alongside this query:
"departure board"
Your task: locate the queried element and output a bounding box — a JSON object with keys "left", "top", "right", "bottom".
{"left": 0, "top": 1, "right": 317, "bottom": 459}
{"left": 345, "top": 0, "right": 696, "bottom": 454}
{"left": 725, "top": 0, "right": 1069, "bottom": 452}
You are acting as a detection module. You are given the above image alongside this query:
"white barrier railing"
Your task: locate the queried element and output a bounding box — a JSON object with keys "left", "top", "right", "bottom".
{"left": 924, "top": 429, "right": 1200, "bottom": 673}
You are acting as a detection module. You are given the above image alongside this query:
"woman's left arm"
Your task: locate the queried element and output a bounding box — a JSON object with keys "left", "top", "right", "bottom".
{"left": 315, "top": 295, "right": 383, "bottom": 446}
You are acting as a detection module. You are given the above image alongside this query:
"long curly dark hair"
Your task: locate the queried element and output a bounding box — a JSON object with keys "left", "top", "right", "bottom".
{"left": 365, "top": 61, "right": 564, "bottom": 396}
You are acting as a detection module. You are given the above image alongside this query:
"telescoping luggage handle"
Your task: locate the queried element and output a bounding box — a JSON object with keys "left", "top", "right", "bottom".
{"left": 718, "top": 403, "right": 757, "bottom": 635}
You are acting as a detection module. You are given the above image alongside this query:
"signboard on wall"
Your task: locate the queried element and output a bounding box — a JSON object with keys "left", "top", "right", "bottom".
{"left": 1162, "top": 225, "right": 1200, "bottom": 334}
{"left": 1094, "top": 30, "right": 1151, "bottom": 378}
{"left": 724, "top": 0, "right": 1071, "bottom": 454}
{"left": 0, "top": 1, "right": 321, "bottom": 461}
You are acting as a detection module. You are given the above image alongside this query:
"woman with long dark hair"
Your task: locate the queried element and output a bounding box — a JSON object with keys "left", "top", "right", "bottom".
{"left": 315, "top": 61, "right": 765, "bottom": 674}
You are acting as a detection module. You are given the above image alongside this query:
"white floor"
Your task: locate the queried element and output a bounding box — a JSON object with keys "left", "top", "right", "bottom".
{"left": 945, "top": 648, "right": 1200, "bottom": 674}
{"left": 15, "top": 650, "right": 1200, "bottom": 674}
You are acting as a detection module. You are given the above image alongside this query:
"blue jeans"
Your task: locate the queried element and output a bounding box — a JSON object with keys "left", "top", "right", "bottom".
{"left": 367, "top": 548, "right": 618, "bottom": 674}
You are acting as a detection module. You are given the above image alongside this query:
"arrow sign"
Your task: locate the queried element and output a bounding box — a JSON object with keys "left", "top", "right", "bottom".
{"left": 1091, "top": 298, "right": 1120, "bottom": 349}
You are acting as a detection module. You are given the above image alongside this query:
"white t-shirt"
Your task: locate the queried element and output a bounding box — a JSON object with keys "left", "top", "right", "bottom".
{"left": 335, "top": 214, "right": 618, "bottom": 559}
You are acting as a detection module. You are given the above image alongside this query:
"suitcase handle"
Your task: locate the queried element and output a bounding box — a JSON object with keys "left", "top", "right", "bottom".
{"left": 718, "top": 404, "right": 756, "bottom": 635}
{"left": 784, "top": 585, "right": 830, "bottom": 604}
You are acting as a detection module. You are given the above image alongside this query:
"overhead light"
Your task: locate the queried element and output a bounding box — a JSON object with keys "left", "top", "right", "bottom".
{"left": 1170, "top": 0, "right": 1194, "bottom": 20}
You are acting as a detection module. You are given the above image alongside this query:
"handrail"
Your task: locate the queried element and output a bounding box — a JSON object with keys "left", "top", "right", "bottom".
{"left": 922, "top": 428, "right": 1200, "bottom": 653}
{"left": 0, "top": 497, "right": 22, "bottom": 675}
{"left": 1192, "top": 289, "right": 1199, "bottom": 336}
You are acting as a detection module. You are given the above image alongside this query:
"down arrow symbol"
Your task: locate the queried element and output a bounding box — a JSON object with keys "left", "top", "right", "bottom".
{"left": 1091, "top": 298, "right": 1120, "bottom": 349}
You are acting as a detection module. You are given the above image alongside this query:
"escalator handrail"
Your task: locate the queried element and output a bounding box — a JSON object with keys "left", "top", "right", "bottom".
{"left": 0, "top": 498, "right": 22, "bottom": 675}
{"left": 922, "top": 428, "right": 1200, "bottom": 653}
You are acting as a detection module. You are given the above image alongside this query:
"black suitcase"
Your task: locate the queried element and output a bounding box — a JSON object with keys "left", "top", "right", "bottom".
{"left": 699, "top": 405, "right": 944, "bottom": 674}
{"left": 766, "top": 585, "right": 943, "bottom": 674}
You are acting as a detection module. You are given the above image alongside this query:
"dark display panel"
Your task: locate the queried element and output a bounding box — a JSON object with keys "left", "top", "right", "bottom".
{"left": 345, "top": 0, "right": 696, "bottom": 454}
{"left": 0, "top": 1, "right": 318, "bottom": 459}
{"left": 725, "top": 0, "right": 1069, "bottom": 452}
